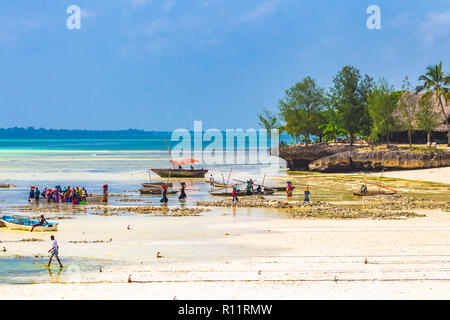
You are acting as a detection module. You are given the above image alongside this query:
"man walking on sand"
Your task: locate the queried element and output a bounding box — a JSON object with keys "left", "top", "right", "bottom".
{"left": 48, "top": 235, "right": 63, "bottom": 268}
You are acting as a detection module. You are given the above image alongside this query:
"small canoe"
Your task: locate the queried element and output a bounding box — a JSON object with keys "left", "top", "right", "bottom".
{"left": 140, "top": 189, "right": 178, "bottom": 195}
{"left": 142, "top": 182, "right": 173, "bottom": 188}
{"left": 0, "top": 184, "right": 16, "bottom": 188}
{"left": 0, "top": 215, "right": 58, "bottom": 232}
{"left": 270, "top": 186, "right": 296, "bottom": 192}
{"left": 209, "top": 190, "right": 276, "bottom": 197}
{"left": 204, "top": 181, "right": 237, "bottom": 188}
{"left": 353, "top": 191, "right": 397, "bottom": 197}
{"left": 151, "top": 168, "right": 208, "bottom": 178}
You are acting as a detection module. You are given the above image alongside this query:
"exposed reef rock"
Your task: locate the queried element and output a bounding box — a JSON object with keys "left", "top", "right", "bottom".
{"left": 278, "top": 143, "right": 353, "bottom": 171}
{"left": 308, "top": 149, "right": 450, "bottom": 173}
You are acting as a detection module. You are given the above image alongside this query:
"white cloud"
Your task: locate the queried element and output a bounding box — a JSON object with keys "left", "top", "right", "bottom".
{"left": 164, "top": 0, "right": 176, "bottom": 11}
{"left": 131, "top": 0, "right": 152, "bottom": 9}
{"left": 241, "top": 0, "right": 280, "bottom": 23}
{"left": 420, "top": 10, "right": 450, "bottom": 45}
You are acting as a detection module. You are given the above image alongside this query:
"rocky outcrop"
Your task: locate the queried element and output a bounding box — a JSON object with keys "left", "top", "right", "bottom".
{"left": 308, "top": 149, "right": 450, "bottom": 173}
{"left": 278, "top": 143, "right": 354, "bottom": 171}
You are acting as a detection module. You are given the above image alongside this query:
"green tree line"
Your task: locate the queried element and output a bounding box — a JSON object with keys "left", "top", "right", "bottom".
{"left": 258, "top": 63, "right": 450, "bottom": 147}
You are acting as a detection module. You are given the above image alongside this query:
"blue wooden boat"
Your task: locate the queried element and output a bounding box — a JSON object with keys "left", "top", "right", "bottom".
{"left": 0, "top": 215, "right": 58, "bottom": 231}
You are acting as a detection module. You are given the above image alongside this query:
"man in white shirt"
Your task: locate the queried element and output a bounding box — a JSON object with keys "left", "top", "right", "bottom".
{"left": 48, "top": 235, "right": 63, "bottom": 268}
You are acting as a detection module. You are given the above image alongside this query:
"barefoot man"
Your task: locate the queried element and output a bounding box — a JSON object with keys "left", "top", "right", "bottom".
{"left": 48, "top": 235, "right": 63, "bottom": 268}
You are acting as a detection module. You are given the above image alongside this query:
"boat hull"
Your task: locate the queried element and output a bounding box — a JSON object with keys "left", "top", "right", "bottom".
{"left": 209, "top": 190, "right": 276, "bottom": 197}
{"left": 151, "top": 168, "right": 208, "bottom": 178}
{"left": 0, "top": 184, "right": 16, "bottom": 188}
{"left": 140, "top": 189, "right": 178, "bottom": 195}
{"left": 142, "top": 182, "right": 173, "bottom": 188}
{"left": 353, "top": 191, "right": 396, "bottom": 197}
{"left": 1, "top": 216, "right": 58, "bottom": 232}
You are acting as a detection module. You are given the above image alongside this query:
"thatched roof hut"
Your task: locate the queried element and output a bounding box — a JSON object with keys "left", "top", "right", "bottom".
{"left": 394, "top": 91, "right": 449, "bottom": 132}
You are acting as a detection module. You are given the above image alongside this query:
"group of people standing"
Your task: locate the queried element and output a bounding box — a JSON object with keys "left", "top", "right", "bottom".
{"left": 160, "top": 182, "right": 187, "bottom": 204}
{"left": 28, "top": 186, "right": 88, "bottom": 204}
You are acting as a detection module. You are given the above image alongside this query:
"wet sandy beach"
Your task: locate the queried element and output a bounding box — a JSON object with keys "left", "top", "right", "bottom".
{"left": 1, "top": 155, "right": 449, "bottom": 299}
{"left": 1, "top": 207, "right": 449, "bottom": 299}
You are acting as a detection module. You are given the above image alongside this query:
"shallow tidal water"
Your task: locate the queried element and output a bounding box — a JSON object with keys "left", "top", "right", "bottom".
{"left": 1, "top": 143, "right": 449, "bottom": 285}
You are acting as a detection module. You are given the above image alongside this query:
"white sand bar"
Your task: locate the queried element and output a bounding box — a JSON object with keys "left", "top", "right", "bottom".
{"left": 1, "top": 208, "right": 449, "bottom": 300}
{"left": 370, "top": 167, "right": 450, "bottom": 184}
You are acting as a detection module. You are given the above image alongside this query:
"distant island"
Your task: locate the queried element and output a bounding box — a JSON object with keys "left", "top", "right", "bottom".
{"left": 0, "top": 127, "right": 172, "bottom": 139}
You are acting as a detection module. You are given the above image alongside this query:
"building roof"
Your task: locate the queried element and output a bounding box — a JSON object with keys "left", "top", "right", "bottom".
{"left": 394, "top": 91, "right": 449, "bottom": 132}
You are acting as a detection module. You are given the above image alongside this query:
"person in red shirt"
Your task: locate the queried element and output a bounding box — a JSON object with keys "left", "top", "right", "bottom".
{"left": 232, "top": 186, "right": 238, "bottom": 203}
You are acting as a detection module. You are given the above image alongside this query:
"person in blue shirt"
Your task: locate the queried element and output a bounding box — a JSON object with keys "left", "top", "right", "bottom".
{"left": 304, "top": 186, "right": 310, "bottom": 202}
{"left": 28, "top": 187, "right": 35, "bottom": 202}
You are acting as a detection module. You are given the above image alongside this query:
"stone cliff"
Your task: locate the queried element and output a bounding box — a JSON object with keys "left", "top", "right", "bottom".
{"left": 278, "top": 143, "right": 450, "bottom": 173}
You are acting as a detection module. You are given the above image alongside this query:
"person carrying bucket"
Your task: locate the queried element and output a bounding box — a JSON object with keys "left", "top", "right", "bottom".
{"left": 178, "top": 182, "right": 186, "bottom": 200}
{"left": 28, "top": 186, "right": 35, "bottom": 202}
{"left": 160, "top": 185, "right": 168, "bottom": 204}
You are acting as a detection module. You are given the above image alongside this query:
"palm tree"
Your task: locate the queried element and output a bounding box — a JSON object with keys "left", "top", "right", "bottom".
{"left": 416, "top": 62, "right": 450, "bottom": 146}
{"left": 258, "top": 108, "right": 281, "bottom": 132}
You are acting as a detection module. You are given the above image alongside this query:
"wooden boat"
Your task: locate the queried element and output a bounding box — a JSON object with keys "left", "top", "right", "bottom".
{"left": 85, "top": 195, "right": 104, "bottom": 203}
{"left": 0, "top": 184, "right": 16, "bottom": 188}
{"left": 0, "top": 215, "right": 58, "bottom": 232}
{"left": 204, "top": 180, "right": 238, "bottom": 188}
{"left": 140, "top": 188, "right": 178, "bottom": 195}
{"left": 353, "top": 191, "right": 397, "bottom": 197}
{"left": 151, "top": 168, "right": 208, "bottom": 178}
{"left": 209, "top": 189, "right": 276, "bottom": 197}
{"left": 270, "top": 186, "right": 296, "bottom": 192}
{"left": 142, "top": 182, "right": 173, "bottom": 188}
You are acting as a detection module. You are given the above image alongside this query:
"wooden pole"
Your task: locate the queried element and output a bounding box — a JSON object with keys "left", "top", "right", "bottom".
{"left": 164, "top": 138, "right": 175, "bottom": 169}
{"left": 379, "top": 169, "right": 384, "bottom": 192}
{"left": 226, "top": 167, "right": 233, "bottom": 185}
{"left": 220, "top": 172, "right": 227, "bottom": 193}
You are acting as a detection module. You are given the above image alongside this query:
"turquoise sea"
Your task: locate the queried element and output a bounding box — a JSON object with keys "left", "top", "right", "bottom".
{"left": 0, "top": 134, "right": 288, "bottom": 284}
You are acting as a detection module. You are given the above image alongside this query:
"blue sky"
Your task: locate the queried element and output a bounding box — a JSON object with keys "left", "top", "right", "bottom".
{"left": 0, "top": 0, "right": 449, "bottom": 130}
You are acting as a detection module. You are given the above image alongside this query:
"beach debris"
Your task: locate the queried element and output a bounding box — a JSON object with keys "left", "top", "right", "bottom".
{"left": 69, "top": 239, "right": 112, "bottom": 244}
{"left": 197, "top": 195, "right": 426, "bottom": 219}
{"left": 91, "top": 206, "right": 211, "bottom": 217}
{"left": 109, "top": 193, "right": 134, "bottom": 198}
{"left": 196, "top": 196, "right": 295, "bottom": 209}
{"left": 8, "top": 205, "right": 87, "bottom": 214}
{"left": 117, "top": 198, "right": 145, "bottom": 203}
{"left": 157, "top": 252, "right": 163, "bottom": 259}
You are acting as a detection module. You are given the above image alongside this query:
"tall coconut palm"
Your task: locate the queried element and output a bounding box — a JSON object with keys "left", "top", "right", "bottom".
{"left": 415, "top": 62, "right": 450, "bottom": 146}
